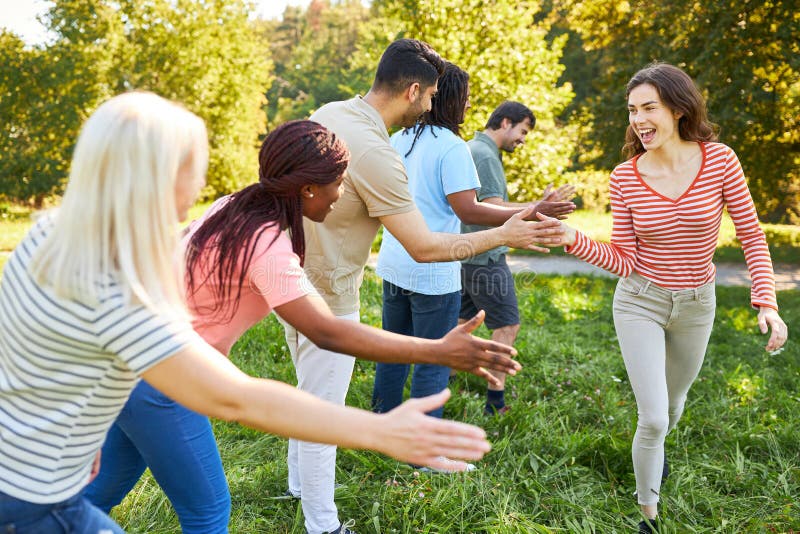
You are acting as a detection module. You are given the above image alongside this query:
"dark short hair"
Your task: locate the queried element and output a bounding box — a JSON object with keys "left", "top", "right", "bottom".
{"left": 485, "top": 101, "right": 535, "bottom": 130}
{"left": 622, "top": 62, "right": 718, "bottom": 159}
{"left": 373, "top": 38, "right": 445, "bottom": 95}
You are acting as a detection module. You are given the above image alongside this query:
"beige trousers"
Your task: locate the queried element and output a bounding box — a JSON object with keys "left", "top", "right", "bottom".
{"left": 612, "top": 272, "right": 716, "bottom": 505}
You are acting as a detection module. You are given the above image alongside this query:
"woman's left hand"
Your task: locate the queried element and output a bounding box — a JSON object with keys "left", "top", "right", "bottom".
{"left": 758, "top": 307, "right": 788, "bottom": 352}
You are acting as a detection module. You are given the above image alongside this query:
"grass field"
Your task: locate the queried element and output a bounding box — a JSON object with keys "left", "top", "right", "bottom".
{"left": 109, "top": 269, "right": 799, "bottom": 533}
{"left": 1, "top": 204, "right": 798, "bottom": 532}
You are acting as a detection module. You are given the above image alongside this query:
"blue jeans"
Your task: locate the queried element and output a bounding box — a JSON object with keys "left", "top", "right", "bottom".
{"left": 371, "top": 281, "right": 460, "bottom": 418}
{"left": 0, "top": 490, "right": 124, "bottom": 534}
{"left": 83, "top": 381, "right": 230, "bottom": 533}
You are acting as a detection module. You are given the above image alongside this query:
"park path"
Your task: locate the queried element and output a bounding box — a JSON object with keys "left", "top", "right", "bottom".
{"left": 367, "top": 254, "right": 800, "bottom": 290}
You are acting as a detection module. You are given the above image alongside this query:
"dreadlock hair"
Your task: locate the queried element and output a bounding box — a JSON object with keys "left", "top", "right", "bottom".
{"left": 622, "top": 62, "right": 718, "bottom": 160}
{"left": 185, "top": 120, "right": 349, "bottom": 321}
{"left": 403, "top": 62, "right": 470, "bottom": 157}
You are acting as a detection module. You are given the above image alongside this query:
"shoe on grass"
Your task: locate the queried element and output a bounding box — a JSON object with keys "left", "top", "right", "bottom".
{"left": 638, "top": 517, "right": 659, "bottom": 533}
{"left": 329, "top": 519, "right": 356, "bottom": 534}
{"left": 484, "top": 404, "right": 510, "bottom": 416}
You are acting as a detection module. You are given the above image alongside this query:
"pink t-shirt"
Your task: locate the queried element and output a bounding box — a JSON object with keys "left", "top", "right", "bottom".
{"left": 183, "top": 197, "right": 311, "bottom": 355}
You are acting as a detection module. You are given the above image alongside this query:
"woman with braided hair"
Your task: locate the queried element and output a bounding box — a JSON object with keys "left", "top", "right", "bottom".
{"left": 84, "top": 119, "right": 521, "bottom": 533}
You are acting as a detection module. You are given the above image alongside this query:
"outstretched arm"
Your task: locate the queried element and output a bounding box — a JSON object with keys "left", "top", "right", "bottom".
{"left": 275, "top": 295, "right": 521, "bottom": 385}
{"left": 380, "top": 205, "right": 564, "bottom": 262}
{"left": 447, "top": 190, "right": 575, "bottom": 226}
{"left": 142, "top": 343, "right": 489, "bottom": 471}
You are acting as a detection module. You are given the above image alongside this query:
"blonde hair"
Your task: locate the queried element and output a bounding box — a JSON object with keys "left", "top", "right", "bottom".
{"left": 30, "top": 92, "right": 208, "bottom": 316}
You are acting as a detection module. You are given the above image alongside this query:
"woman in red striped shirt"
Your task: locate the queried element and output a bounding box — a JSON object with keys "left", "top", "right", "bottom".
{"left": 549, "top": 63, "right": 788, "bottom": 532}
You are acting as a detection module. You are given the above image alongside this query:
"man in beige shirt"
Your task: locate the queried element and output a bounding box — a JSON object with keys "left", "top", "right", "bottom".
{"left": 281, "top": 39, "right": 563, "bottom": 534}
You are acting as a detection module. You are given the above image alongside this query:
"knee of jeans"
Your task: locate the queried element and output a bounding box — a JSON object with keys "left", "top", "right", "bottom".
{"left": 637, "top": 413, "right": 669, "bottom": 440}
{"left": 178, "top": 493, "right": 231, "bottom": 533}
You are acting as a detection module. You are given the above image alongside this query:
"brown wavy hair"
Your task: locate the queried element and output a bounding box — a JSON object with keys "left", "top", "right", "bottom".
{"left": 622, "top": 62, "right": 718, "bottom": 160}
{"left": 185, "top": 120, "right": 349, "bottom": 320}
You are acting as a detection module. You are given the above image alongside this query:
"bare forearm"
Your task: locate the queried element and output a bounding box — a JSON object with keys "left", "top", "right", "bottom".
{"left": 236, "top": 377, "right": 379, "bottom": 449}
{"left": 409, "top": 227, "right": 507, "bottom": 263}
{"left": 456, "top": 202, "right": 524, "bottom": 227}
{"left": 309, "top": 320, "right": 437, "bottom": 364}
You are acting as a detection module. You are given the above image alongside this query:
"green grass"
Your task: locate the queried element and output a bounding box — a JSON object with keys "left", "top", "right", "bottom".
{"left": 110, "top": 269, "right": 800, "bottom": 533}
{"left": 1, "top": 202, "right": 797, "bottom": 531}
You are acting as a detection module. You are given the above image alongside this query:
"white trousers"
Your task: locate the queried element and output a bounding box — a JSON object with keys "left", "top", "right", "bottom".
{"left": 281, "top": 311, "right": 358, "bottom": 534}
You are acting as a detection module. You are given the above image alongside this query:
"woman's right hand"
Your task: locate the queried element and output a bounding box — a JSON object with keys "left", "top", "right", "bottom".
{"left": 536, "top": 212, "right": 577, "bottom": 247}
{"left": 376, "top": 389, "right": 490, "bottom": 470}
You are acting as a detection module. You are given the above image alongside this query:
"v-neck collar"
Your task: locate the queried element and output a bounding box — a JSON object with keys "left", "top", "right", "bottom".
{"left": 632, "top": 141, "right": 706, "bottom": 203}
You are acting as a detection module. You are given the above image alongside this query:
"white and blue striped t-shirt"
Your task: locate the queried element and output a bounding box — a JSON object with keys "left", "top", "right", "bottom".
{"left": 0, "top": 215, "right": 200, "bottom": 504}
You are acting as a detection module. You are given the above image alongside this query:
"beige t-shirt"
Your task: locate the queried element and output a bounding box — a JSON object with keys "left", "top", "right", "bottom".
{"left": 305, "top": 97, "right": 415, "bottom": 314}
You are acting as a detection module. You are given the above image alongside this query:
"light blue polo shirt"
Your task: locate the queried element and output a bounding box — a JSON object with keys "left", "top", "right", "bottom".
{"left": 376, "top": 125, "right": 480, "bottom": 295}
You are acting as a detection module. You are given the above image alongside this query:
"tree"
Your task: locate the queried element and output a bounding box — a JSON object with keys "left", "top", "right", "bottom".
{"left": 260, "top": 0, "right": 372, "bottom": 126}
{"left": 551, "top": 0, "right": 800, "bottom": 223}
{"left": 0, "top": 1, "right": 122, "bottom": 205}
{"left": 0, "top": 0, "right": 272, "bottom": 203}
{"left": 362, "top": 0, "right": 578, "bottom": 200}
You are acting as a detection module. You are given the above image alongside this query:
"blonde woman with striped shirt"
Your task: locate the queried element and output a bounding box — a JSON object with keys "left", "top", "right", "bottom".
{"left": 0, "top": 92, "right": 495, "bottom": 533}
{"left": 546, "top": 63, "right": 788, "bottom": 532}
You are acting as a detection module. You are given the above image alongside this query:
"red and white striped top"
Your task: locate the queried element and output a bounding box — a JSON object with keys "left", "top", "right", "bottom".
{"left": 567, "top": 142, "right": 777, "bottom": 310}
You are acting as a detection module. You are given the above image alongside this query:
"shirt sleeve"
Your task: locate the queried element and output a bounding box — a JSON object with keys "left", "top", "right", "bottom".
{"left": 248, "top": 230, "right": 313, "bottom": 309}
{"left": 565, "top": 171, "right": 638, "bottom": 277}
{"left": 440, "top": 142, "right": 481, "bottom": 196}
{"left": 721, "top": 147, "right": 777, "bottom": 309}
{"left": 98, "top": 304, "right": 202, "bottom": 375}
{"left": 473, "top": 156, "right": 507, "bottom": 200}
{"left": 349, "top": 146, "right": 416, "bottom": 218}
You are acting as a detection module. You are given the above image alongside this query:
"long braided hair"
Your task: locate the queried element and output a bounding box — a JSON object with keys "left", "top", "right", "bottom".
{"left": 185, "top": 120, "right": 349, "bottom": 320}
{"left": 404, "top": 62, "right": 470, "bottom": 156}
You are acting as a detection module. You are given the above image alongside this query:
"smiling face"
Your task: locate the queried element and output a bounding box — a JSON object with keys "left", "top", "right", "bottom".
{"left": 498, "top": 117, "right": 533, "bottom": 153}
{"left": 302, "top": 174, "right": 346, "bottom": 222}
{"left": 627, "top": 83, "right": 682, "bottom": 153}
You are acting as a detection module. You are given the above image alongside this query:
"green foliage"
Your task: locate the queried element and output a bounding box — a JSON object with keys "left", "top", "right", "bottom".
{"left": 0, "top": 0, "right": 271, "bottom": 203}
{"left": 108, "top": 270, "right": 800, "bottom": 532}
{"left": 0, "top": 0, "right": 120, "bottom": 206}
{"left": 550, "top": 0, "right": 800, "bottom": 223}
{"left": 260, "top": 0, "right": 373, "bottom": 126}
{"left": 366, "top": 0, "right": 578, "bottom": 201}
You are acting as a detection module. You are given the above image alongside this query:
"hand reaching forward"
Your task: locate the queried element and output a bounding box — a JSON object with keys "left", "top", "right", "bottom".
{"left": 527, "top": 200, "right": 576, "bottom": 219}
{"left": 535, "top": 211, "right": 577, "bottom": 247}
{"left": 377, "top": 389, "right": 490, "bottom": 470}
{"left": 541, "top": 183, "right": 577, "bottom": 203}
{"left": 758, "top": 307, "right": 788, "bottom": 352}
{"left": 436, "top": 310, "right": 521, "bottom": 387}
{"left": 501, "top": 205, "right": 565, "bottom": 253}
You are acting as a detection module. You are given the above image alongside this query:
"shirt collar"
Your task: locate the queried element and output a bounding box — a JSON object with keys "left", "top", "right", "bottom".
{"left": 352, "top": 96, "right": 390, "bottom": 142}
{"left": 473, "top": 130, "right": 500, "bottom": 157}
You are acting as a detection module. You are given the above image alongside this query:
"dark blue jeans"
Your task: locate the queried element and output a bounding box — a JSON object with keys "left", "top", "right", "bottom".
{"left": 0, "top": 490, "right": 124, "bottom": 534}
{"left": 371, "top": 281, "right": 460, "bottom": 419}
{"left": 83, "top": 380, "right": 230, "bottom": 533}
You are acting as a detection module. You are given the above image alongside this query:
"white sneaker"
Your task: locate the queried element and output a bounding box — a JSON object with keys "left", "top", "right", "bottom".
{"left": 418, "top": 456, "right": 477, "bottom": 474}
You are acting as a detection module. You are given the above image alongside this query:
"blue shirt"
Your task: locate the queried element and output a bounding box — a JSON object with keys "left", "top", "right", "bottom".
{"left": 376, "top": 125, "right": 480, "bottom": 295}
